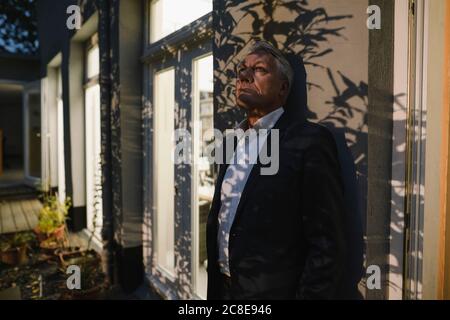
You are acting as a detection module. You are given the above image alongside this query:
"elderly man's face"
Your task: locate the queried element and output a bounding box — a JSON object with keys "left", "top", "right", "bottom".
{"left": 236, "top": 51, "right": 289, "bottom": 112}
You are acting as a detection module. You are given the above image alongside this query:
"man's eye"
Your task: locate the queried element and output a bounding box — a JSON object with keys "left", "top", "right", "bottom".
{"left": 254, "top": 67, "right": 266, "bottom": 73}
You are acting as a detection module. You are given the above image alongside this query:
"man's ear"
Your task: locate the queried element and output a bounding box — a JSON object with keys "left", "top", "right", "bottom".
{"left": 279, "top": 80, "right": 290, "bottom": 100}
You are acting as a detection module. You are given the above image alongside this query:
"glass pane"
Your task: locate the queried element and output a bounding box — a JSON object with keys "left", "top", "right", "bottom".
{"left": 150, "top": 0, "right": 212, "bottom": 43}
{"left": 193, "top": 54, "right": 213, "bottom": 299}
{"left": 57, "top": 68, "right": 65, "bottom": 202}
{"left": 87, "top": 44, "right": 100, "bottom": 79}
{"left": 85, "top": 84, "right": 102, "bottom": 239}
{"left": 154, "top": 67, "right": 175, "bottom": 276}
{"left": 27, "top": 93, "right": 41, "bottom": 178}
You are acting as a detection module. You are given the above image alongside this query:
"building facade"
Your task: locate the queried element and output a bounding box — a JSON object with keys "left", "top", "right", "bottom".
{"left": 1, "top": 0, "right": 448, "bottom": 299}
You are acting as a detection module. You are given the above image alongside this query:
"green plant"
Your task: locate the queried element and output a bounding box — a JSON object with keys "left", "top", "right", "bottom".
{"left": 36, "top": 194, "right": 71, "bottom": 235}
{"left": 0, "top": 232, "right": 35, "bottom": 252}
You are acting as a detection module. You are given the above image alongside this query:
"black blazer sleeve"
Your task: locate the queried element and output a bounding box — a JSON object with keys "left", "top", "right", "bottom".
{"left": 296, "top": 129, "right": 347, "bottom": 299}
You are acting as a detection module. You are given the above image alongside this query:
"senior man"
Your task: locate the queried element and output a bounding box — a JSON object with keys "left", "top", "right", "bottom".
{"left": 206, "top": 41, "right": 347, "bottom": 300}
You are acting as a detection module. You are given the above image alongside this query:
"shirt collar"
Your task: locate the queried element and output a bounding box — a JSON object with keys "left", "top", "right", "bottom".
{"left": 236, "top": 107, "right": 284, "bottom": 130}
{"left": 253, "top": 107, "right": 284, "bottom": 130}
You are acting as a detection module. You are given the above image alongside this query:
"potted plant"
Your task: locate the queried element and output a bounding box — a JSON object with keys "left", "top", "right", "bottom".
{"left": 0, "top": 232, "right": 35, "bottom": 266}
{"left": 58, "top": 249, "right": 104, "bottom": 299}
{"left": 34, "top": 193, "right": 71, "bottom": 252}
{"left": 58, "top": 158, "right": 106, "bottom": 299}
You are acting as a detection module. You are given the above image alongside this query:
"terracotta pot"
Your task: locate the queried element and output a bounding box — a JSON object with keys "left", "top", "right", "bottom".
{"left": 0, "top": 245, "right": 28, "bottom": 266}
{"left": 34, "top": 224, "right": 66, "bottom": 243}
{"left": 53, "top": 225, "right": 66, "bottom": 240}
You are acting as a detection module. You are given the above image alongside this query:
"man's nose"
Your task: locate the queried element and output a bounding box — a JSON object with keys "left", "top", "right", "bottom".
{"left": 238, "top": 68, "right": 253, "bottom": 83}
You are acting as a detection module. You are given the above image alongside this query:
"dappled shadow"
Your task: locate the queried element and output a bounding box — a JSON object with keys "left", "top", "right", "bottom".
{"left": 214, "top": 0, "right": 370, "bottom": 298}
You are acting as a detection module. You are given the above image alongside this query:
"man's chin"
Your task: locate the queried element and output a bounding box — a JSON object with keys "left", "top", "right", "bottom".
{"left": 237, "top": 94, "right": 257, "bottom": 110}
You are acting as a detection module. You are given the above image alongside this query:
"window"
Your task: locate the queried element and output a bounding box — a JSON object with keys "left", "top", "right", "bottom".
{"left": 192, "top": 54, "right": 213, "bottom": 299}
{"left": 56, "top": 67, "right": 66, "bottom": 203}
{"left": 143, "top": 1, "right": 212, "bottom": 297}
{"left": 86, "top": 45, "right": 100, "bottom": 79}
{"left": 84, "top": 37, "right": 102, "bottom": 240}
{"left": 153, "top": 67, "right": 176, "bottom": 277}
{"left": 149, "top": 0, "right": 212, "bottom": 43}
{"left": 25, "top": 89, "right": 41, "bottom": 179}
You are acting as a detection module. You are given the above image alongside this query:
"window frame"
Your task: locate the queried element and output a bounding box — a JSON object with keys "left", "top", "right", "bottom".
{"left": 142, "top": 2, "right": 213, "bottom": 299}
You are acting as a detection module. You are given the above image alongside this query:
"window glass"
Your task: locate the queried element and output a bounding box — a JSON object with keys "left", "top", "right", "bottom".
{"left": 86, "top": 45, "right": 100, "bottom": 79}
{"left": 192, "top": 54, "right": 213, "bottom": 299}
{"left": 154, "top": 67, "right": 176, "bottom": 276}
{"left": 85, "top": 83, "right": 102, "bottom": 239}
{"left": 150, "top": 0, "right": 212, "bottom": 43}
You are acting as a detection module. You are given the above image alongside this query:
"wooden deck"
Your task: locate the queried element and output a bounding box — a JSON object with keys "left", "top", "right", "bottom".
{"left": 0, "top": 199, "right": 42, "bottom": 234}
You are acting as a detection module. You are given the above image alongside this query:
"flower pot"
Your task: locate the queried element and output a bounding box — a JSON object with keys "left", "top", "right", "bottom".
{"left": 58, "top": 249, "right": 105, "bottom": 300}
{"left": 0, "top": 245, "right": 28, "bottom": 266}
{"left": 34, "top": 224, "right": 66, "bottom": 243}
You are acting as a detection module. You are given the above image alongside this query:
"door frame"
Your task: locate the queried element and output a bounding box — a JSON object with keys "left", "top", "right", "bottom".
{"left": 403, "top": 0, "right": 450, "bottom": 300}
{"left": 402, "top": 0, "right": 428, "bottom": 300}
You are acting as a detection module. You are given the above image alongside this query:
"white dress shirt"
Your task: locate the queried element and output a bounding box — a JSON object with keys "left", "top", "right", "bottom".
{"left": 217, "top": 107, "right": 284, "bottom": 276}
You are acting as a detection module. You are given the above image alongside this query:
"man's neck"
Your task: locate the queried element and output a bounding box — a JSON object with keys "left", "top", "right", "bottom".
{"left": 247, "top": 106, "right": 282, "bottom": 128}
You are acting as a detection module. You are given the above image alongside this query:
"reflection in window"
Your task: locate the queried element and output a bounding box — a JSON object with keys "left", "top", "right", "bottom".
{"left": 192, "top": 54, "right": 213, "bottom": 299}
{"left": 149, "top": 0, "right": 212, "bottom": 43}
{"left": 154, "top": 67, "right": 176, "bottom": 277}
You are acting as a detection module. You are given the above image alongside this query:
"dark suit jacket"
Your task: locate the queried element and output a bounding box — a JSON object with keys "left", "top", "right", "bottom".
{"left": 206, "top": 111, "right": 347, "bottom": 300}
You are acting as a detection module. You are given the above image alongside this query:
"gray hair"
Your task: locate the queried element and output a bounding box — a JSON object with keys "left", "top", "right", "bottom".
{"left": 245, "top": 40, "right": 294, "bottom": 93}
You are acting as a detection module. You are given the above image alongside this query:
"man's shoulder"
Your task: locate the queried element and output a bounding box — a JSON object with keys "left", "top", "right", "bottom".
{"left": 285, "top": 120, "right": 337, "bottom": 151}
